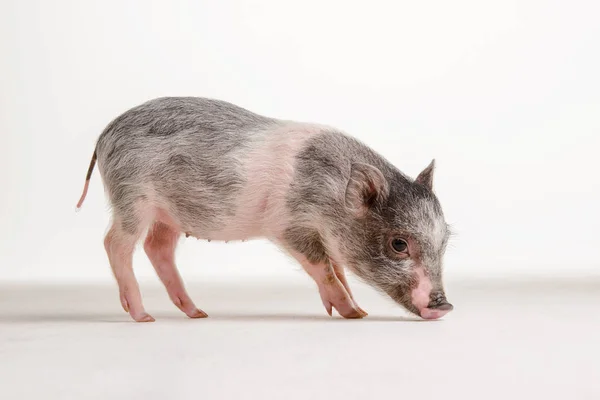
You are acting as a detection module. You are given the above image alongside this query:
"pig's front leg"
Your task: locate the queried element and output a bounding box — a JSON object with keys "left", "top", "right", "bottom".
{"left": 331, "top": 261, "right": 367, "bottom": 316}
{"left": 284, "top": 247, "right": 366, "bottom": 319}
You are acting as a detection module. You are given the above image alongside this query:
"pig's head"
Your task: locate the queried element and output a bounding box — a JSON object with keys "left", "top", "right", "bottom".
{"left": 339, "top": 159, "right": 453, "bottom": 320}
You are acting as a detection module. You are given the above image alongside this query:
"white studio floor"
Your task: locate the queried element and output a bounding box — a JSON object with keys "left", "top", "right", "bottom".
{"left": 1, "top": 276, "right": 599, "bottom": 400}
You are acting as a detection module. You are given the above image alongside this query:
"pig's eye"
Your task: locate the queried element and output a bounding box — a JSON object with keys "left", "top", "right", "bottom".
{"left": 391, "top": 238, "right": 408, "bottom": 253}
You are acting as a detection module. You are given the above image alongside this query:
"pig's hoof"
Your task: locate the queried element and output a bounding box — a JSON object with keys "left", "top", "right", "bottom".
{"left": 334, "top": 299, "right": 368, "bottom": 318}
{"left": 188, "top": 308, "right": 208, "bottom": 319}
{"left": 321, "top": 295, "right": 366, "bottom": 319}
{"left": 132, "top": 312, "right": 156, "bottom": 323}
{"left": 337, "top": 307, "right": 367, "bottom": 319}
{"left": 341, "top": 309, "right": 365, "bottom": 319}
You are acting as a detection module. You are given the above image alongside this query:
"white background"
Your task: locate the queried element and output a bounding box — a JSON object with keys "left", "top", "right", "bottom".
{"left": 1, "top": 0, "right": 599, "bottom": 283}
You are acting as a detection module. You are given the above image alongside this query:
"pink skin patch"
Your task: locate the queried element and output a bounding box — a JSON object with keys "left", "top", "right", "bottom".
{"left": 410, "top": 267, "right": 451, "bottom": 320}
{"left": 411, "top": 267, "right": 433, "bottom": 310}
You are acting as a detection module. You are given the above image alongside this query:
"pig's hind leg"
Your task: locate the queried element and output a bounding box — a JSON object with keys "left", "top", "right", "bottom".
{"left": 144, "top": 221, "right": 207, "bottom": 318}
{"left": 104, "top": 213, "right": 154, "bottom": 322}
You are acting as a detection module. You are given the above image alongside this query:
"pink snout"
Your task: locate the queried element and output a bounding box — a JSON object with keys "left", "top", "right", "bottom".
{"left": 411, "top": 267, "right": 453, "bottom": 320}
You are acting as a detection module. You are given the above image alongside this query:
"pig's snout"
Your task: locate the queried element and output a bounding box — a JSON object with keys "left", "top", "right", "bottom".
{"left": 410, "top": 267, "right": 453, "bottom": 320}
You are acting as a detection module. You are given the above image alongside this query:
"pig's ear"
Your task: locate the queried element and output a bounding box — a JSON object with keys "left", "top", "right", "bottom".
{"left": 415, "top": 159, "right": 435, "bottom": 190}
{"left": 345, "top": 163, "right": 389, "bottom": 216}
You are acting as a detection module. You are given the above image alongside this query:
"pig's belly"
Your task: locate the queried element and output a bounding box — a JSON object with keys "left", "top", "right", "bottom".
{"left": 189, "top": 225, "right": 263, "bottom": 242}
{"left": 152, "top": 192, "right": 275, "bottom": 242}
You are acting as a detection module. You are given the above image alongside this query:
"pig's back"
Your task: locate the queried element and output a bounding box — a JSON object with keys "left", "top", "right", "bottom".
{"left": 96, "top": 97, "right": 273, "bottom": 150}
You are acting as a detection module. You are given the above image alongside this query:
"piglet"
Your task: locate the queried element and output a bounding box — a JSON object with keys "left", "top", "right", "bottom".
{"left": 76, "top": 97, "right": 453, "bottom": 322}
